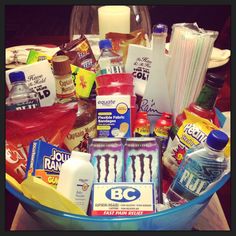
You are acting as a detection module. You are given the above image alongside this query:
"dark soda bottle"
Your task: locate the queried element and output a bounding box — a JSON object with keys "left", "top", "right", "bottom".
{"left": 170, "top": 73, "right": 225, "bottom": 139}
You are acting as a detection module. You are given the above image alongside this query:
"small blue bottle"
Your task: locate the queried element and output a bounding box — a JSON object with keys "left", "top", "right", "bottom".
{"left": 97, "top": 39, "right": 124, "bottom": 75}
{"left": 6, "top": 71, "right": 41, "bottom": 111}
{"left": 166, "top": 129, "right": 229, "bottom": 207}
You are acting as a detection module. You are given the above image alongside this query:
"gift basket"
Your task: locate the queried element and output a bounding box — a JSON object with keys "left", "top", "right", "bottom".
{"left": 5, "top": 5, "right": 231, "bottom": 231}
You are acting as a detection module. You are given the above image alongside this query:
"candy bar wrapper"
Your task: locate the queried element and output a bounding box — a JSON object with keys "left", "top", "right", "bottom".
{"left": 106, "top": 29, "right": 148, "bottom": 64}
{"left": 71, "top": 65, "right": 96, "bottom": 99}
{"left": 57, "top": 35, "right": 97, "bottom": 72}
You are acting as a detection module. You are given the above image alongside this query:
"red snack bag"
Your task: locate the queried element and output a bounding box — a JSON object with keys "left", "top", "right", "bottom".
{"left": 6, "top": 102, "right": 78, "bottom": 183}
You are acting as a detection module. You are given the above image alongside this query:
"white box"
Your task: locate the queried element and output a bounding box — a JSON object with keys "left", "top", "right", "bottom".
{"left": 91, "top": 182, "right": 155, "bottom": 216}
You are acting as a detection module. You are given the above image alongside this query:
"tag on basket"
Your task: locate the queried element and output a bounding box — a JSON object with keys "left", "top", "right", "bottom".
{"left": 125, "top": 44, "right": 152, "bottom": 97}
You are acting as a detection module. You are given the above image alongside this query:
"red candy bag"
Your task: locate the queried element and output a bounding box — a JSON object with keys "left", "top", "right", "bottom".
{"left": 6, "top": 102, "right": 78, "bottom": 183}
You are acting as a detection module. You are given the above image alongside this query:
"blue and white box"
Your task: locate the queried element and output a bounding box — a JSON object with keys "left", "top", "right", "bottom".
{"left": 96, "top": 95, "right": 131, "bottom": 138}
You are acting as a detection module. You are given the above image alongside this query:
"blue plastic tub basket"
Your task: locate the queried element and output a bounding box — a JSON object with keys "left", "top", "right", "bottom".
{"left": 6, "top": 174, "right": 229, "bottom": 230}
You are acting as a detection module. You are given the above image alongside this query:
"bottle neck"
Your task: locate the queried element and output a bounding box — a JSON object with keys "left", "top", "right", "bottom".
{"left": 204, "top": 142, "right": 225, "bottom": 159}
{"left": 11, "top": 81, "right": 26, "bottom": 86}
{"left": 10, "top": 81, "right": 30, "bottom": 94}
{"left": 195, "top": 83, "right": 220, "bottom": 110}
{"left": 101, "top": 47, "right": 111, "bottom": 52}
{"left": 152, "top": 32, "right": 167, "bottom": 56}
{"left": 71, "top": 155, "right": 90, "bottom": 162}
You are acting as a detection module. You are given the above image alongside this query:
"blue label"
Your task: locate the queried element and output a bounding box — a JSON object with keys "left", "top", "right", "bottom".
{"left": 6, "top": 99, "right": 40, "bottom": 111}
{"left": 171, "top": 150, "right": 228, "bottom": 201}
{"left": 96, "top": 95, "right": 131, "bottom": 138}
{"left": 105, "top": 187, "right": 141, "bottom": 202}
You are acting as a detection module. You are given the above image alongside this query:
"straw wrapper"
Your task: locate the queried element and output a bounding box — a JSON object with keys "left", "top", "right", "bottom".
{"left": 166, "top": 23, "right": 218, "bottom": 120}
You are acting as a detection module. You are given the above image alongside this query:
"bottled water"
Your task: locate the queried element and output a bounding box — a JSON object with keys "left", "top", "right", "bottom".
{"left": 6, "top": 71, "right": 40, "bottom": 111}
{"left": 97, "top": 39, "right": 124, "bottom": 75}
{"left": 166, "top": 129, "right": 229, "bottom": 207}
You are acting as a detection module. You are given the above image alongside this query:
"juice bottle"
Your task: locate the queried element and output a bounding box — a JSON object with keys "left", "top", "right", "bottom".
{"left": 133, "top": 111, "right": 150, "bottom": 137}
{"left": 153, "top": 112, "right": 173, "bottom": 153}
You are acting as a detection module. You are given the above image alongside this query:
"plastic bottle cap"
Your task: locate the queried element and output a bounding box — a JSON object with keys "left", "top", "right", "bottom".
{"left": 9, "top": 71, "right": 26, "bottom": 83}
{"left": 162, "top": 112, "right": 172, "bottom": 119}
{"left": 99, "top": 39, "right": 112, "bottom": 50}
{"left": 153, "top": 24, "right": 168, "bottom": 34}
{"left": 137, "top": 111, "right": 148, "bottom": 119}
{"left": 206, "top": 130, "right": 229, "bottom": 151}
{"left": 205, "top": 73, "right": 225, "bottom": 88}
{"left": 71, "top": 151, "right": 91, "bottom": 161}
{"left": 52, "top": 55, "right": 72, "bottom": 75}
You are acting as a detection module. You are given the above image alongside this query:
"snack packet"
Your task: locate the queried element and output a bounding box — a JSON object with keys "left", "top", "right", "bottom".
{"left": 6, "top": 102, "right": 78, "bottom": 183}
{"left": 57, "top": 35, "right": 97, "bottom": 72}
{"left": 26, "top": 49, "right": 52, "bottom": 64}
{"left": 162, "top": 110, "right": 222, "bottom": 177}
{"left": 106, "top": 29, "right": 148, "bottom": 64}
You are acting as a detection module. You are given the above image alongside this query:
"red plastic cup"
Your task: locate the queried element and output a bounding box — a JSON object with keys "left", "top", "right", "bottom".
{"left": 96, "top": 84, "right": 134, "bottom": 95}
{"left": 131, "top": 95, "right": 136, "bottom": 107}
{"left": 131, "top": 106, "right": 137, "bottom": 135}
{"left": 96, "top": 73, "right": 134, "bottom": 87}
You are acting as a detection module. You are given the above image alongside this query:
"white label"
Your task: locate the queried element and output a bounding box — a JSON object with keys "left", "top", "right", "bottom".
{"left": 92, "top": 183, "right": 155, "bottom": 216}
{"left": 55, "top": 75, "right": 76, "bottom": 98}
{"left": 64, "top": 119, "right": 97, "bottom": 152}
{"left": 5, "top": 60, "right": 56, "bottom": 107}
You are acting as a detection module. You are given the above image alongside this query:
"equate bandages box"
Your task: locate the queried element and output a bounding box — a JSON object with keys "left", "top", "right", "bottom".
{"left": 96, "top": 95, "right": 131, "bottom": 138}
{"left": 26, "top": 140, "right": 71, "bottom": 188}
{"left": 91, "top": 182, "right": 155, "bottom": 216}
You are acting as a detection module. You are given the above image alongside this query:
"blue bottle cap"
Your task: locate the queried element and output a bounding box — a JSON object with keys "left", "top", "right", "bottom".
{"left": 206, "top": 130, "right": 229, "bottom": 151}
{"left": 153, "top": 24, "right": 168, "bottom": 34}
{"left": 9, "top": 71, "right": 26, "bottom": 83}
{"left": 99, "top": 39, "right": 112, "bottom": 50}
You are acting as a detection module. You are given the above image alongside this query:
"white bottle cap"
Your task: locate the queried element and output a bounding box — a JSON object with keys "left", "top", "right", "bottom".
{"left": 71, "top": 151, "right": 91, "bottom": 161}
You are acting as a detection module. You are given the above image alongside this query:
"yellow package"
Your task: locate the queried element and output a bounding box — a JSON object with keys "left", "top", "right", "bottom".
{"left": 6, "top": 173, "right": 22, "bottom": 193}
{"left": 26, "top": 50, "right": 52, "bottom": 64}
{"left": 71, "top": 64, "right": 96, "bottom": 98}
{"left": 21, "top": 175, "right": 86, "bottom": 215}
{"left": 162, "top": 110, "right": 220, "bottom": 177}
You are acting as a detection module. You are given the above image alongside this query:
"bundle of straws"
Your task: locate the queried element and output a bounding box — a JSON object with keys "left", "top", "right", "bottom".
{"left": 166, "top": 23, "right": 218, "bottom": 120}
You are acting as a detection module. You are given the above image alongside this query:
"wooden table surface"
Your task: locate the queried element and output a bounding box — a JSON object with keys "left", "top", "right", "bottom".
{"left": 10, "top": 193, "right": 229, "bottom": 231}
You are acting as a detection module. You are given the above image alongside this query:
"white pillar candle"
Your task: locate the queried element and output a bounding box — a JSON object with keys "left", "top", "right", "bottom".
{"left": 98, "top": 5, "right": 130, "bottom": 39}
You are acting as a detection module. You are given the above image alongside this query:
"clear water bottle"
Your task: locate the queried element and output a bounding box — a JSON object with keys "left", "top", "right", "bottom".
{"left": 97, "top": 39, "right": 124, "bottom": 75}
{"left": 166, "top": 129, "right": 229, "bottom": 207}
{"left": 6, "top": 71, "right": 40, "bottom": 111}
